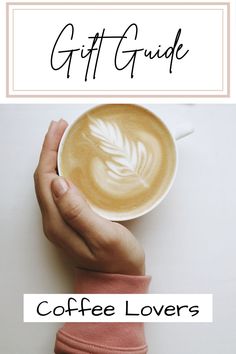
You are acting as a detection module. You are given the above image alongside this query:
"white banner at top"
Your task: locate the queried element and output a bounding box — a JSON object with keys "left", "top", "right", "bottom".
{"left": 4, "top": 2, "right": 232, "bottom": 101}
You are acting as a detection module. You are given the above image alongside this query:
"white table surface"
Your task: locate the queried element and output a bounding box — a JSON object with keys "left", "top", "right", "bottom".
{"left": 0, "top": 104, "right": 236, "bottom": 354}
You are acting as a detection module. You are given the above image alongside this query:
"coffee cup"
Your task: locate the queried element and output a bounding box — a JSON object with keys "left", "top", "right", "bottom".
{"left": 58, "top": 104, "right": 193, "bottom": 221}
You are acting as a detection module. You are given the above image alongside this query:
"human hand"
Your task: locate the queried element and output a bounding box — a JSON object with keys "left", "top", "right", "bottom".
{"left": 34, "top": 120, "right": 145, "bottom": 275}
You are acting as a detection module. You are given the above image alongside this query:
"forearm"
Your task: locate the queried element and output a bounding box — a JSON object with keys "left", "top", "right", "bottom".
{"left": 55, "top": 269, "right": 151, "bottom": 354}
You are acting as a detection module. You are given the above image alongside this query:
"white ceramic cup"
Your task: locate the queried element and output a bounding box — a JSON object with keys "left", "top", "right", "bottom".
{"left": 58, "top": 106, "right": 193, "bottom": 221}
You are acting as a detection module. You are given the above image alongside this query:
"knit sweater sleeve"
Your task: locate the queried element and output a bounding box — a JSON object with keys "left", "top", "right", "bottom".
{"left": 55, "top": 269, "right": 151, "bottom": 354}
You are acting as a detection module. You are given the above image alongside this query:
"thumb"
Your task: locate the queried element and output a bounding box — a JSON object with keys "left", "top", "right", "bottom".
{"left": 51, "top": 177, "right": 114, "bottom": 242}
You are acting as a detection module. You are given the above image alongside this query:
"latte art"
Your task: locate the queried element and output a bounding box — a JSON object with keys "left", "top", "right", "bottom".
{"left": 87, "top": 117, "right": 160, "bottom": 196}
{"left": 59, "top": 104, "right": 176, "bottom": 220}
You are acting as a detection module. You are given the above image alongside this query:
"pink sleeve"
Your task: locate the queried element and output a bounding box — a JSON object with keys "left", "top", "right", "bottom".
{"left": 55, "top": 269, "right": 151, "bottom": 354}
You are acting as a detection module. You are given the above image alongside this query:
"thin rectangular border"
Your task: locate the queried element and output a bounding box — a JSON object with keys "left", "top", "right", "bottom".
{"left": 11, "top": 7, "right": 225, "bottom": 94}
{"left": 6, "top": 2, "right": 230, "bottom": 98}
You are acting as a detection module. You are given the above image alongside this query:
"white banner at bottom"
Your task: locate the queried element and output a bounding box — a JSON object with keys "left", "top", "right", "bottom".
{"left": 24, "top": 294, "right": 212, "bottom": 323}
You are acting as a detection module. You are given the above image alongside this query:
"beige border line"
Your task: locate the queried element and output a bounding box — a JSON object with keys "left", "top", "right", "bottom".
{"left": 11, "top": 8, "right": 226, "bottom": 10}
{"left": 6, "top": 4, "right": 9, "bottom": 97}
{"left": 227, "top": 2, "right": 230, "bottom": 96}
{"left": 12, "top": 89, "right": 224, "bottom": 91}
{"left": 11, "top": 7, "right": 225, "bottom": 93}
{"left": 222, "top": 8, "right": 224, "bottom": 91}
{"left": 7, "top": 2, "right": 229, "bottom": 97}
{"left": 6, "top": 2, "right": 230, "bottom": 98}
{"left": 6, "top": 94, "right": 230, "bottom": 98}
{"left": 6, "top": 2, "right": 231, "bottom": 6}
{"left": 12, "top": 9, "right": 14, "bottom": 93}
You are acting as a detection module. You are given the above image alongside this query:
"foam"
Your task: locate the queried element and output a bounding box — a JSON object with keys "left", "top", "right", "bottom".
{"left": 60, "top": 104, "right": 176, "bottom": 219}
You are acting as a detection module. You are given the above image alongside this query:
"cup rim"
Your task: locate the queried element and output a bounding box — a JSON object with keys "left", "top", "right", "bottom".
{"left": 57, "top": 104, "right": 178, "bottom": 221}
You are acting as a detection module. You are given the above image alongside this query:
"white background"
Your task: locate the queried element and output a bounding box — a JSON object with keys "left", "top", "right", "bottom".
{"left": 0, "top": 104, "right": 236, "bottom": 353}
{"left": 24, "top": 294, "right": 213, "bottom": 322}
{"left": 9, "top": 4, "right": 226, "bottom": 94}
{"left": 0, "top": 0, "right": 235, "bottom": 103}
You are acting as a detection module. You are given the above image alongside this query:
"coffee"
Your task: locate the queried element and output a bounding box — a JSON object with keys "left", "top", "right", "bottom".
{"left": 58, "top": 104, "right": 176, "bottom": 220}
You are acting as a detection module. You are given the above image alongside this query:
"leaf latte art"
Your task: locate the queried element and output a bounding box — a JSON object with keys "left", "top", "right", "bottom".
{"left": 88, "top": 117, "right": 153, "bottom": 189}
{"left": 59, "top": 104, "right": 176, "bottom": 219}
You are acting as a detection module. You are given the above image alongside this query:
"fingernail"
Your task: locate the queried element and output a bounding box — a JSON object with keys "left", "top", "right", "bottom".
{"left": 52, "top": 178, "right": 69, "bottom": 198}
{"left": 58, "top": 118, "right": 67, "bottom": 126}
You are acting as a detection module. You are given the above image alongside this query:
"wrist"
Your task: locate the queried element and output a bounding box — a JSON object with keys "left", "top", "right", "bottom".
{"left": 74, "top": 268, "right": 151, "bottom": 294}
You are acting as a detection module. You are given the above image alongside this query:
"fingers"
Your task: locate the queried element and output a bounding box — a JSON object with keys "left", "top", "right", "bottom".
{"left": 38, "top": 119, "right": 68, "bottom": 174}
{"left": 51, "top": 177, "right": 118, "bottom": 250}
{"left": 34, "top": 119, "right": 124, "bottom": 268}
{"left": 34, "top": 120, "right": 136, "bottom": 272}
{"left": 34, "top": 119, "right": 68, "bottom": 214}
{"left": 42, "top": 208, "right": 96, "bottom": 266}
{"left": 33, "top": 120, "right": 96, "bottom": 263}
